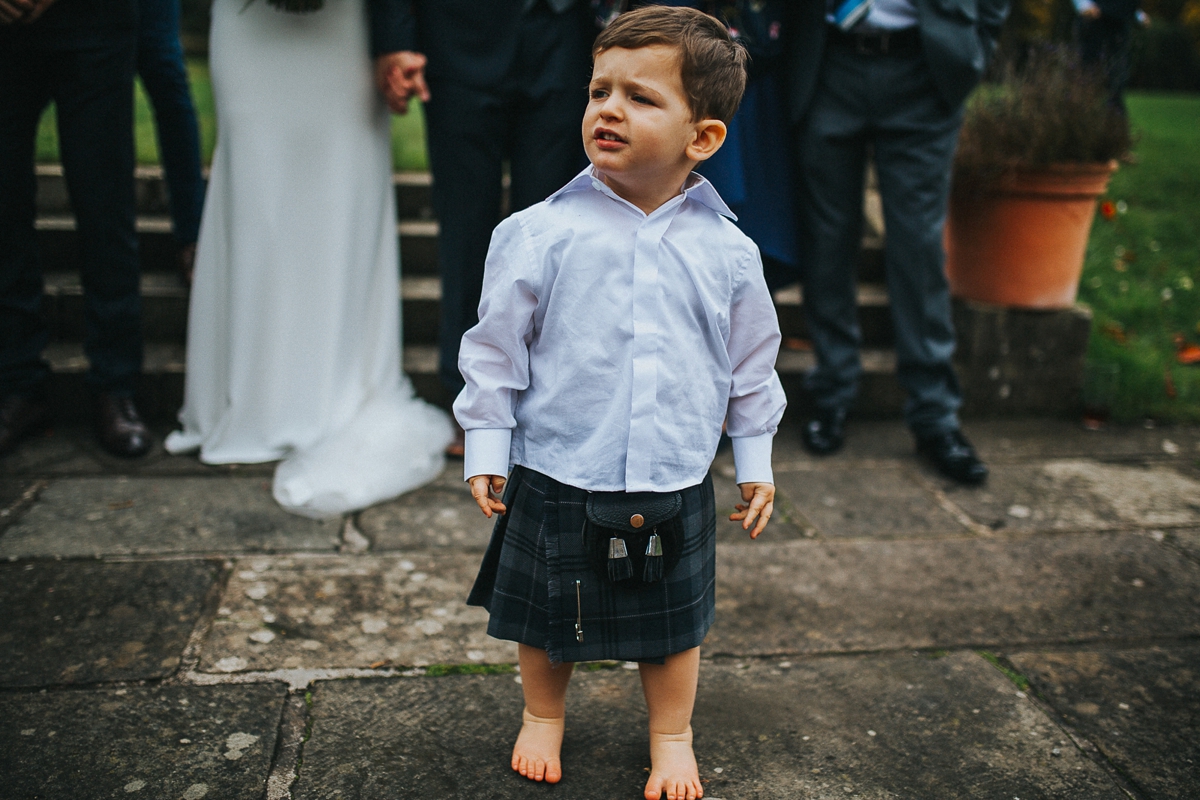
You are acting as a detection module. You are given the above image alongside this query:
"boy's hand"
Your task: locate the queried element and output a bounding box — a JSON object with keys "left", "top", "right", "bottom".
{"left": 730, "top": 482, "right": 774, "bottom": 539}
{"left": 469, "top": 474, "right": 507, "bottom": 518}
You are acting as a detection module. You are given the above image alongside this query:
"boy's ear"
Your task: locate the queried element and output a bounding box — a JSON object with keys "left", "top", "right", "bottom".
{"left": 686, "top": 119, "right": 727, "bottom": 163}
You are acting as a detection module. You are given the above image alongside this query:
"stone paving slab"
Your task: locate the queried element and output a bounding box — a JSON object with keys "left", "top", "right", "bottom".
{"left": 0, "top": 559, "right": 220, "bottom": 687}
{"left": 962, "top": 418, "right": 1200, "bottom": 462}
{"left": 0, "top": 478, "right": 39, "bottom": 530}
{"left": 1166, "top": 528, "right": 1200, "bottom": 564}
{"left": 0, "top": 477, "right": 342, "bottom": 558}
{"left": 942, "top": 459, "right": 1200, "bottom": 532}
{"left": 774, "top": 466, "right": 968, "bottom": 539}
{"left": 1008, "top": 644, "right": 1200, "bottom": 800}
{"left": 707, "top": 531, "right": 1200, "bottom": 656}
{"left": 292, "top": 653, "right": 1122, "bottom": 799}
{"left": 199, "top": 554, "right": 515, "bottom": 673}
{"left": 768, "top": 419, "right": 1200, "bottom": 470}
{"left": 0, "top": 683, "right": 286, "bottom": 800}
{"left": 357, "top": 467, "right": 494, "bottom": 551}
{"left": 0, "top": 425, "right": 277, "bottom": 478}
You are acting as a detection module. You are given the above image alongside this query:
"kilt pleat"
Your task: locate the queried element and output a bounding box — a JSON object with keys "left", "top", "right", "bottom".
{"left": 467, "top": 465, "right": 716, "bottom": 664}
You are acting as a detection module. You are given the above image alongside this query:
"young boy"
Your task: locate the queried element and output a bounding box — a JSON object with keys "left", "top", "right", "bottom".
{"left": 454, "top": 7, "right": 786, "bottom": 800}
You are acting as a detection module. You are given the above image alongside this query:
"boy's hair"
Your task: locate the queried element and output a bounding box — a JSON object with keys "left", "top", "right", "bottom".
{"left": 593, "top": 5, "right": 748, "bottom": 123}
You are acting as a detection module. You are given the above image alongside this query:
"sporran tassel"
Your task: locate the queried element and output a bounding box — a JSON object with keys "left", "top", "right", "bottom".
{"left": 607, "top": 537, "right": 633, "bottom": 581}
{"left": 642, "top": 532, "right": 664, "bottom": 582}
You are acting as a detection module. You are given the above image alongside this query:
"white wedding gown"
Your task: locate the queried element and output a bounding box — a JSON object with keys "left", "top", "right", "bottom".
{"left": 166, "top": 0, "right": 452, "bottom": 517}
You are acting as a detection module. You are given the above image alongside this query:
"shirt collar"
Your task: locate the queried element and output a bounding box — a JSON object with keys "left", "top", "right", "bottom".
{"left": 549, "top": 165, "right": 738, "bottom": 221}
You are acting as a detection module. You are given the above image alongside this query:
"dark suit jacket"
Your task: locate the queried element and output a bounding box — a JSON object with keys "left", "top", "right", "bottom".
{"left": 1091, "top": 0, "right": 1140, "bottom": 23}
{"left": 367, "top": 0, "right": 591, "bottom": 89}
{"left": 785, "top": 0, "right": 1009, "bottom": 122}
{"left": 0, "top": 0, "right": 137, "bottom": 49}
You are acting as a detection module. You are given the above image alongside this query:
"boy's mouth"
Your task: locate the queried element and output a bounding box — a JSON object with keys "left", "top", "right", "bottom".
{"left": 594, "top": 128, "right": 626, "bottom": 149}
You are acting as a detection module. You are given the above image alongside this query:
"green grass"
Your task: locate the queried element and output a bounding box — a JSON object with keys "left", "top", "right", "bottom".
{"left": 35, "top": 57, "right": 429, "bottom": 172}
{"left": 978, "top": 651, "right": 1031, "bottom": 692}
{"left": 1077, "top": 92, "right": 1200, "bottom": 422}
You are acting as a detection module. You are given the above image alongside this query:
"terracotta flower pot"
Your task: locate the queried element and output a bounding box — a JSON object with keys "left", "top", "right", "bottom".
{"left": 944, "top": 161, "right": 1118, "bottom": 309}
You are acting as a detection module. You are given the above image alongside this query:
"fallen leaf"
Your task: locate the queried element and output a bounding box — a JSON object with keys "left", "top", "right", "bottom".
{"left": 1178, "top": 345, "right": 1200, "bottom": 365}
{"left": 1165, "top": 369, "right": 1177, "bottom": 399}
{"left": 108, "top": 500, "right": 134, "bottom": 510}
{"left": 1100, "top": 201, "right": 1116, "bottom": 220}
{"left": 369, "top": 660, "right": 391, "bottom": 669}
{"left": 1101, "top": 322, "right": 1127, "bottom": 344}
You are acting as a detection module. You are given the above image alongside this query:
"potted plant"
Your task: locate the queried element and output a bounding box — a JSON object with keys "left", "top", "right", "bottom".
{"left": 945, "top": 45, "right": 1133, "bottom": 308}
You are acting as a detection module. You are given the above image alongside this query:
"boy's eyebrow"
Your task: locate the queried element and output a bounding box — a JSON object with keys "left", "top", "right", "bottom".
{"left": 589, "top": 74, "right": 666, "bottom": 100}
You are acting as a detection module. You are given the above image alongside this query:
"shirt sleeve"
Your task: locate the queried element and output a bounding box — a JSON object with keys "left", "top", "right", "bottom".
{"left": 453, "top": 215, "right": 540, "bottom": 478}
{"left": 366, "top": 0, "right": 419, "bottom": 58}
{"left": 725, "top": 246, "right": 787, "bottom": 483}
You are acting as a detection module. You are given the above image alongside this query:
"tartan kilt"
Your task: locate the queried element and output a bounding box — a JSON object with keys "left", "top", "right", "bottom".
{"left": 467, "top": 465, "right": 716, "bottom": 664}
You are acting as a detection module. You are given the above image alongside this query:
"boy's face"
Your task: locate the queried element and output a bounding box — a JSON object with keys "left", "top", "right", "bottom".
{"left": 584, "top": 45, "right": 714, "bottom": 212}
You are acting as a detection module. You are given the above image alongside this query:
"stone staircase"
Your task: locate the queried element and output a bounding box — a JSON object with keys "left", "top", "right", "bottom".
{"left": 34, "top": 163, "right": 908, "bottom": 421}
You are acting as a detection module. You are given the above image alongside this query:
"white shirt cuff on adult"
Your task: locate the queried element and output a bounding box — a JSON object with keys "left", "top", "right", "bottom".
{"left": 463, "top": 428, "right": 512, "bottom": 483}
{"left": 732, "top": 432, "right": 775, "bottom": 486}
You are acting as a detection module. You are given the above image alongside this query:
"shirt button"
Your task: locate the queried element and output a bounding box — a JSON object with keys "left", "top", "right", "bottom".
{"left": 630, "top": 514, "right": 645, "bottom": 528}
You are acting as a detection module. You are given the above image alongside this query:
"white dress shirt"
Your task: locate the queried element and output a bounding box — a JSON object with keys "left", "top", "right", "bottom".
{"left": 453, "top": 167, "right": 787, "bottom": 492}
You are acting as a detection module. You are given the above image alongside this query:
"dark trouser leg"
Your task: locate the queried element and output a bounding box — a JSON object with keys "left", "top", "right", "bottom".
{"left": 796, "top": 50, "right": 869, "bottom": 412}
{"left": 870, "top": 54, "right": 964, "bottom": 438}
{"left": 55, "top": 37, "right": 143, "bottom": 394}
{"left": 507, "top": 2, "right": 590, "bottom": 213}
{"left": 138, "top": 0, "right": 206, "bottom": 245}
{"left": 424, "top": 81, "right": 504, "bottom": 395}
{"left": 0, "top": 47, "right": 53, "bottom": 398}
{"left": 1079, "top": 18, "right": 1132, "bottom": 113}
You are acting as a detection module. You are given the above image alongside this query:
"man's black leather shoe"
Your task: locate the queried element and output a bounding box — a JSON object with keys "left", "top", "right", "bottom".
{"left": 94, "top": 392, "right": 152, "bottom": 458}
{"left": 0, "top": 394, "right": 51, "bottom": 457}
{"left": 801, "top": 407, "right": 847, "bottom": 455}
{"left": 916, "top": 429, "right": 988, "bottom": 485}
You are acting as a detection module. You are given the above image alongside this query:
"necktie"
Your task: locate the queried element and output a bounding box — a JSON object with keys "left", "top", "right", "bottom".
{"left": 832, "top": 0, "right": 874, "bottom": 30}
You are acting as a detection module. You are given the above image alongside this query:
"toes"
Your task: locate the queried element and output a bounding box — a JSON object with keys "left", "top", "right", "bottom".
{"left": 533, "top": 758, "right": 546, "bottom": 781}
{"left": 644, "top": 781, "right": 662, "bottom": 800}
{"left": 545, "top": 761, "right": 562, "bottom": 784}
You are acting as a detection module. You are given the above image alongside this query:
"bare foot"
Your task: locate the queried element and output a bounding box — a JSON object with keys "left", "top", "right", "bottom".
{"left": 512, "top": 708, "right": 564, "bottom": 783}
{"left": 644, "top": 728, "right": 703, "bottom": 800}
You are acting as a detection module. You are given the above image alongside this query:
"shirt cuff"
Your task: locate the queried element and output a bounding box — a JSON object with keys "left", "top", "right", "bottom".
{"left": 732, "top": 432, "right": 774, "bottom": 485}
{"left": 463, "top": 428, "right": 512, "bottom": 482}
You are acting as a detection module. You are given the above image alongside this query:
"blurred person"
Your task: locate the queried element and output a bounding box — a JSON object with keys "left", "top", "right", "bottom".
{"left": 0, "top": 0, "right": 152, "bottom": 458}
{"left": 785, "top": 0, "right": 1008, "bottom": 484}
{"left": 137, "top": 0, "right": 206, "bottom": 283}
{"left": 165, "top": 0, "right": 452, "bottom": 516}
{"left": 369, "top": 0, "right": 596, "bottom": 456}
{"left": 1074, "top": 0, "right": 1146, "bottom": 112}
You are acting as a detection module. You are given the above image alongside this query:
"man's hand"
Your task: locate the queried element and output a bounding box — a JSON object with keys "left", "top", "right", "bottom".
{"left": 374, "top": 50, "right": 430, "bottom": 115}
{"left": 0, "top": 0, "right": 54, "bottom": 24}
{"left": 730, "top": 482, "right": 775, "bottom": 539}
{"left": 1079, "top": 1, "right": 1102, "bottom": 19}
{"left": 469, "top": 474, "right": 507, "bottom": 518}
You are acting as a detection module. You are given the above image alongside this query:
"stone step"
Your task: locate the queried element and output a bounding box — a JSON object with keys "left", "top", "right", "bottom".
{"left": 34, "top": 214, "right": 440, "bottom": 277}
{"left": 39, "top": 271, "right": 897, "bottom": 349}
{"left": 34, "top": 165, "right": 435, "bottom": 222}
{"left": 39, "top": 340, "right": 902, "bottom": 422}
{"left": 41, "top": 273, "right": 443, "bottom": 346}
{"left": 33, "top": 164, "right": 885, "bottom": 281}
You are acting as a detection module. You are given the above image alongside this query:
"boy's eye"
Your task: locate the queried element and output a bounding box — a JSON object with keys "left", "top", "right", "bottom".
{"left": 632, "top": 95, "right": 653, "bottom": 105}
{"left": 590, "top": 88, "right": 609, "bottom": 100}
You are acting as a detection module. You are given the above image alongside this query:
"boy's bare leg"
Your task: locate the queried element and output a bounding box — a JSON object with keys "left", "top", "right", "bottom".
{"left": 513, "top": 643, "right": 575, "bottom": 783}
{"left": 639, "top": 646, "right": 703, "bottom": 800}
